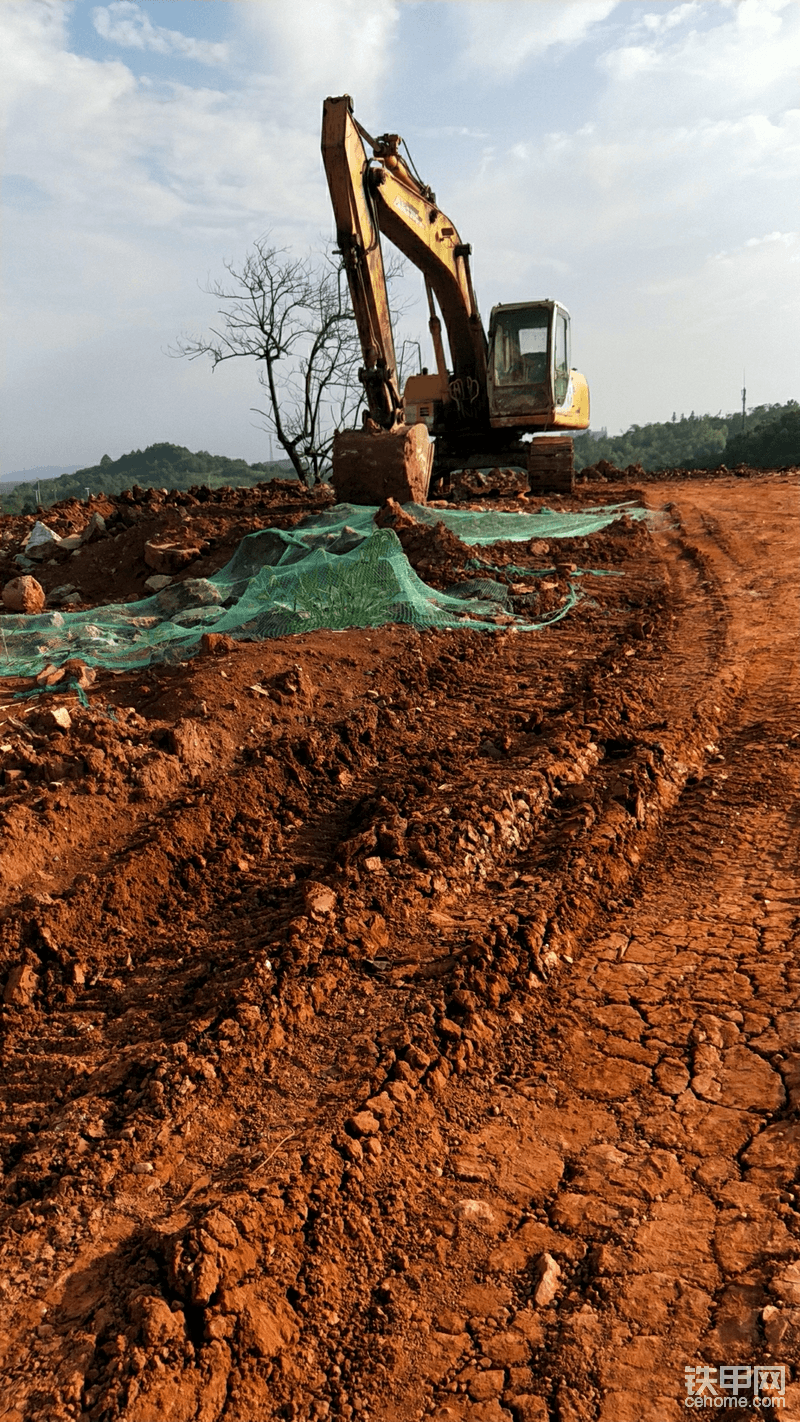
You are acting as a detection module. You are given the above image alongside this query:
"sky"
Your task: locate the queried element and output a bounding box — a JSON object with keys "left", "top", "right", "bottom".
{"left": 1, "top": 0, "right": 798, "bottom": 474}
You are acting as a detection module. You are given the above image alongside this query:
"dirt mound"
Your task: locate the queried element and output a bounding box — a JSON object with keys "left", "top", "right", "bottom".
{"left": 579, "top": 457, "right": 798, "bottom": 483}
{"left": 0, "top": 480, "right": 333, "bottom": 613}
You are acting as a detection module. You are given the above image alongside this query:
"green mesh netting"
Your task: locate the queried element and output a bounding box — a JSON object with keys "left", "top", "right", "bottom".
{"left": 399, "top": 500, "right": 648, "bottom": 545}
{"left": 0, "top": 501, "right": 649, "bottom": 678}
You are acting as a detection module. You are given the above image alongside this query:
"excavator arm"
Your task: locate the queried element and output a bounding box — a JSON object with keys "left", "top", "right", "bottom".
{"left": 322, "top": 94, "right": 488, "bottom": 431}
{"left": 321, "top": 96, "right": 404, "bottom": 429}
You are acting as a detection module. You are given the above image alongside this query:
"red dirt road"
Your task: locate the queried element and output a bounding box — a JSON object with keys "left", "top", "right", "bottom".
{"left": 0, "top": 472, "right": 798, "bottom": 1422}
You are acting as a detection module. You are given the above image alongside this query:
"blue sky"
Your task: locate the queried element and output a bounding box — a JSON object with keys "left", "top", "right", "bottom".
{"left": 1, "top": 0, "right": 798, "bottom": 473}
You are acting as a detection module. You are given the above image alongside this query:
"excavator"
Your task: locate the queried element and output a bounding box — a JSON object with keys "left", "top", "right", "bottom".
{"left": 321, "top": 94, "right": 590, "bottom": 505}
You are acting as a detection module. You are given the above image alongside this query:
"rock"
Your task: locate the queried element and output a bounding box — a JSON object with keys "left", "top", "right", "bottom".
{"left": 452, "top": 1155, "right": 492, "bottom": 1182}
{"left": 168, "top": 719, "right": 213, "bottom": 770}
{"left": 145, "top": 574, "right": 173, "bottom": 592}
{"left": 346, "top": 1111, "right": 380, "bottom": 1137}
{"left": 533, "top": 1253, "right": 561, "bottom": 1307}
{"left": 404, "top": 1045, "right": 432, "bottom": 1071}
{"left": 144, "top": 541, "right": 200, "bottom": 574}
{"left": 2, "top": 575, "right": 46, "bottom": 614}
{"left": 365, "top": 1091, "right": 396, "bottom": 1121}
{"left": 24, "top": 521, "right": 62, "bottom": 559}
{"left": 438, "top": 1016, "right": 463, "bottom": 1040}
{"left": 514, "top": 1401, "right": 549, "bottom": 1422}
{"left": 469, "top": 1369, "right": 505, "bottom": 1401}
{"left": 57, "top": 658, "right": 94, "bottom": 688}
{"left": 770, "top": 1262, "right": 800, "bottom": 1305}
{"left": 743, "top": 1117, "right": 800, "bottom": 1182}
{"left": 46, "top": 584, "right": 81, "bottom": 607}
{"left": 3, "top": 963, "right": 39, "bottom": 1007}
{"left": 34, "top": 705, "right": 72, "bottom": 733}
{"left": 715, "top": 1216, "right": 797, "bottom": 1274}
{"left": 691, "top": 1071, "right": 722, "bottom": 1102}
{"left": 483, "top": 1330, "right": 530, "bottom": 1366}
{"left": 511, "top": 1309, "right": 545, "bottom": 1346}
{"left": 80, "top": 511, "right": 106, "bottom": 542}
{"left": 434, "top": 1309, "right": 466, "bottom": 1334}
{"left": 459, "top": 1283, "right": 513, "bottom": 1319}
{"left": 455, "top": 1198, "right": 496, "bottom": 1227}
{"left": 200, "top": 633, "right": 237, "bottom": 656}
{"left": 36, "top": 662, "right": 63, "bottom": 685}
{"left": 191, "top": 1254, "right": 220, "bottom": 1305}
{"left": 719, "top": 1046, "right": 785, "bottom": 1112}
{"left": 304, "top": 882, "right": 337, "bottom": 917}
{"left": 655, "top": 1058, "right": 690, "bottom": 1095}
{"left": 217, "top": 1282, "right": 298, "bottom": 1357}
{"left": 203, "top": 1210, "right": 239, "bottom": 1249}
{"left": 762, "top": 1304, "right": 790, "bottom": 1351}
{"left": 134, "top": 1296, "right": 185, "bottom": 1347}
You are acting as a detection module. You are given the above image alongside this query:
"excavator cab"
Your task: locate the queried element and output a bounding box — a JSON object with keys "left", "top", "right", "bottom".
{"left": 487, "top": 301, "right": 589, "bottom": 431}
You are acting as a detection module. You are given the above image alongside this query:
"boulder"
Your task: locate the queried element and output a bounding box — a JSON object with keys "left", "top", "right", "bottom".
{"left": 2, "top": 575, "right": 46, "bottom": 614}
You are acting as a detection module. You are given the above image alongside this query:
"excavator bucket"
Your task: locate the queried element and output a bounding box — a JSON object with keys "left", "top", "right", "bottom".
{"left": 332, "top": 423, "right": 433, "bottom": 505}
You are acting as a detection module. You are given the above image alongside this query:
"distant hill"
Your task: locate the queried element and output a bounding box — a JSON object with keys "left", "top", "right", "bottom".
{"left": 722, "top": 405, "right": 800, "bottom": 468}
{"left": 1, "top": 464, "right": 82, "bottom": 486}
{"left": 0, "top": 443, "right": 296, "bottom": 513}
{"left": 573, "top": 400, "right": 799, "bottom": 472}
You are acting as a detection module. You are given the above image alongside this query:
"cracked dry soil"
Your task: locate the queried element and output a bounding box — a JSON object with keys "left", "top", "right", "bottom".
{"left": 0, "top": 470, "right": 798, "bottom": 1422}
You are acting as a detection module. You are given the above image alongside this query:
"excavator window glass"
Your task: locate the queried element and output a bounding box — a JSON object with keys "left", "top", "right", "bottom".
{"left": 555, "top": 311, "right": 570, "bottom": 405}
{"left": 492, "top": 308, "right": 550, "bottom": 390}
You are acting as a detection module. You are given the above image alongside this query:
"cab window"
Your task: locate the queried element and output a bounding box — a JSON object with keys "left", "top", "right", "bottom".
{"left": 492, "top": 309, "right": 549, "bottom": 389}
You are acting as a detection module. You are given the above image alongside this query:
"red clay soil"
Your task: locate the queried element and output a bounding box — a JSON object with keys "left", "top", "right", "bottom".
{"left": 0, "top": 469, "right": 798, "bottom": 1422}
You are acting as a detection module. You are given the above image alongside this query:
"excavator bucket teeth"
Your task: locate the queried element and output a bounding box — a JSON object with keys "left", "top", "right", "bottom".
{"left": 332, "top": 424, "right": 433, "bottom": 505}
{"left": 527, "top": 436, "right": 574, "bottom": 494}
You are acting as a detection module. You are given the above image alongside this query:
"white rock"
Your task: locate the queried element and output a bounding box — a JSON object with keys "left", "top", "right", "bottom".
{"left": 455, "top": 1198, "right": 495, "bottom": 1226}
{"left": 533, "top": 1252, "right": 561, "bottom": 1307}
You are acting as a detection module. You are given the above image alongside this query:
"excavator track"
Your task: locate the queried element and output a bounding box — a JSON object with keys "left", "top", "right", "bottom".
{"left": 527, "top": 435, "right": 575, "bottom": 495}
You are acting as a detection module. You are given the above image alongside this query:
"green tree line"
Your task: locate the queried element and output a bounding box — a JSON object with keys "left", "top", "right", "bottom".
{"left": 0, "top": 442, "right": 294, "bottom": 515}
{"left": 573, "top": 400, "right": 800, "bottom": 472}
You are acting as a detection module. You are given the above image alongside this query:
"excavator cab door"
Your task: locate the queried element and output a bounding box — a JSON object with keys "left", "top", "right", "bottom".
{"left": 486, "top": 300, "right": 575, "bottom": 427}
{"left": 553, "top": 307, "right": 570, "bottom": 407}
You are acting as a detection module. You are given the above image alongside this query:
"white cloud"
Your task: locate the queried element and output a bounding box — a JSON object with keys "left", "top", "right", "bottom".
{"left": 233, "top": 0, "right": 399, "bottom": 111}
{"left": 600, "top": 0, "right": 799, "bottom": 112}
{"left": 92, "top": 2, "right": 229, "bottom": 65}
{"left": 459, "top": 1, "right": 619, "bottom": 77}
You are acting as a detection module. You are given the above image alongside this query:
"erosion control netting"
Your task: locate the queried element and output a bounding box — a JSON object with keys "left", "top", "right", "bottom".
{"left": 0, "top": 501, "right": 650, "bottom": 677}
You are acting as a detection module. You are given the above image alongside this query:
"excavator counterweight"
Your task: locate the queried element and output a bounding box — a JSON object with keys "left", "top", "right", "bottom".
{"left": 321, "top": 95, "right": 590, "bottom": 503}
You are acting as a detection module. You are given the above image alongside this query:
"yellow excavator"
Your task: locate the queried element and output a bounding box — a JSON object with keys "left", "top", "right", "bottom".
{"left": 321, "top": 95, "right": 590, "bottom": 505}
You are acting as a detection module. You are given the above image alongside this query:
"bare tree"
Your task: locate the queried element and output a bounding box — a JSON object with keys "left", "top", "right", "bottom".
{"left": 172, "top": 238, "right": 376, "bottom": 486}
